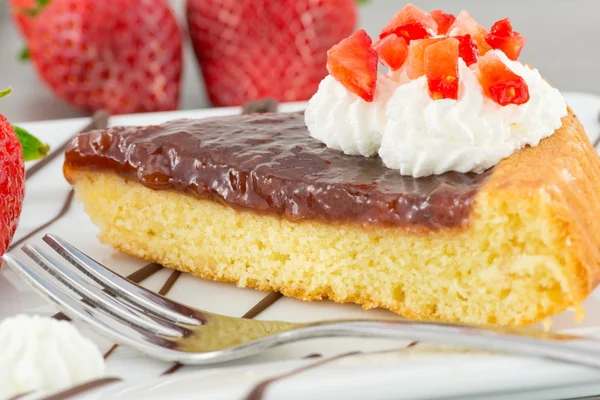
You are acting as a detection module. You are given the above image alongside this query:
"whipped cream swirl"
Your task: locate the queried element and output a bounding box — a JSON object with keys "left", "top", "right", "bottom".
{"left": 306, "top": 50, "right": 567, "bottom": 177}
{"left": 0, "top": 315, "right": 105, "bottom": 398}
{"left": 305, "top": 74, "right": 396, "bottom": 157}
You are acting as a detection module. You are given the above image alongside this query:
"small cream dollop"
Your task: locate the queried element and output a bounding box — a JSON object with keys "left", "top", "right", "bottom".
{"left": 0, "top": 314, "right": 105, "bottom": 398}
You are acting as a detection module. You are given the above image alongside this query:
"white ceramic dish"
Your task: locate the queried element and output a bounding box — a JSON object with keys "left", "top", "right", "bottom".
{"left": 4, "top": 93, "right": 600, "bottom": 400}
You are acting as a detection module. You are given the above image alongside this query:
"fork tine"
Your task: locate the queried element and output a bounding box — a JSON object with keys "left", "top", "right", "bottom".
{"left": 21, "top": 244, "right": 183, "bottom": 338}
{"left": 43, "top": 234, "right": 201, "bottom": 326}
{"left": 2, "top": 254, "right": 185, "bottom": 361}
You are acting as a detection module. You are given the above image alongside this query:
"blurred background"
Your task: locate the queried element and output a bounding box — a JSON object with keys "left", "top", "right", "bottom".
{"left": 0, "top": 0, "right": 595, "bottom": 122}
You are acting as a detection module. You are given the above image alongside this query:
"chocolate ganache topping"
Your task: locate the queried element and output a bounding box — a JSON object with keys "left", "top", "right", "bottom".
{"left": 64, "top": 112, "right": 491, "bottom": 229}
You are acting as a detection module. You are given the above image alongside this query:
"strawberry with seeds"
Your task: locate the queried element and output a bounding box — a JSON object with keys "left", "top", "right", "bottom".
{"left": 379, "top": 4, "right": 438, "bottom": 42}
{"left": 485, "top": 18, "right": 526, "bottom": 61}
{"left": 0, "top": 89, "right": 48, "bottom": 257}
{"left": 373, "top": 34, "right": 409, "bottom": 71}
{"left": 327, "top": 30, "right": 378, "bottom": 102}
{"left": 186, "top": 0, "right": 359, "bottom": 107}
{"left": 476, "top": 52, "right": 530, "bottom": 106}
{"left": 11, "top": 0, "right": 183, "bottom": 115}
{"left": 425, "top": 38, "right": 460, "bottom": 100}
{"left": 10, "top": 0, "right": 39, "bottom": 39}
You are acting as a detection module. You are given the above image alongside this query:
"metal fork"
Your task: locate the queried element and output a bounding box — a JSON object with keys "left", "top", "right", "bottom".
{"left": 5, "top": 234, "right": 600, "bottom": 368}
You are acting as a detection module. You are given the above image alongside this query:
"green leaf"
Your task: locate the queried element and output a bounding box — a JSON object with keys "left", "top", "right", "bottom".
{"left": 18, "top": 47, "right": 30, "bottom": 62}
{"left": 22, "top": 7, "right": 41, "bottom": 17}
{"left": 13, "top": 126, "right": 50, "bottom": 162}
{"left": 0, "top": 88, "right": 11, "bottom": 99}
{"left": 356, "top": 0, "right": 371, "bottom": 4}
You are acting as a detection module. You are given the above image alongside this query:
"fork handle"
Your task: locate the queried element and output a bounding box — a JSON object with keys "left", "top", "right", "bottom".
{"left": 289, "top": 319, "right": 600, "bottom": 369}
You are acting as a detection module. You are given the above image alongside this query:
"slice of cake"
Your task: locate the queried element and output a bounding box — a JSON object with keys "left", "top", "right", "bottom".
{"left": 63, "top": 5, "right": 600, "bottom": 326}
{"left": 63, "top": 108, "right": 600, "bottom": 327}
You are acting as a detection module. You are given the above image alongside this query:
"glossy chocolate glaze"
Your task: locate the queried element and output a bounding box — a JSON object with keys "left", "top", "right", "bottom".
{"left": 64, "top": 112, "right": 491, "bottom": 229}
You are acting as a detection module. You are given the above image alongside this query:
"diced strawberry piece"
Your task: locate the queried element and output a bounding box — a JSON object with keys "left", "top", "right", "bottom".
{"left": 454, "top": 34, "right": 478, "bottom": 66}
{"left": 490, "top": 18, "right": 513, "bottom": 36}
{"left": 430, "top": 10, "right": 456, "bottom": 35}
{"left": 476, "top": 52, "right": 530, "bottom": 106}
{"left": 379, "top": 4, "right": 438, "bottom": 42}
{"left": 406, "top": 38, "right": 443, "bottom": 79}
{"left": 447, "top": 10, "right": 492, "bottom": 55}
{"left": 425, "top": 38, "right": 460, "bottom": 100}
{"left": 391, "top": 22, "right": 431, "bottom": 42}
{"left": 485, "top": 18, "right": 526, "bottom": 60}
{"left": 486, "top": 34, "right": 526, "bottom": 61}
{"left": 373, "top": 34, "right": 409, "bottom": 70}
{"left": 327, "top": 29, "right": 378, "bottom": 102}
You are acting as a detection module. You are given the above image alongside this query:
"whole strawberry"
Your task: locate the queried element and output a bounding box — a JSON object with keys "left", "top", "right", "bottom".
{"left": 11, "top": 0, "right": 183, "bottom": 115}
{"left": 186, "top": 0, "right": 359, "bottom": 107}
{"left": 0, "top": 89, "right": 48, "bottom": 256}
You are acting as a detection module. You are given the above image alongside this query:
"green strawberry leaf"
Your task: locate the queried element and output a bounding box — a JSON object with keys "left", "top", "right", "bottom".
{"left": 18, "top": 48, "right": 30, "bottom": 61}
{"left": 0, "top": 89, "right": 49, "bottom": 160}
{"left": 13, "top": 126, "right": 50, "bottom": 161}
{"left": 22, "top": 7, "right": 40, "bottom": 17}
{"left": 356, "top": 0, "right": 371, "bottom": 4}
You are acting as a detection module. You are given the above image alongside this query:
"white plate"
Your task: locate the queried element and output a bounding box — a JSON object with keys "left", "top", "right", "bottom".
{"left": 4, "top": 93, "right": 600, "bottom": 400}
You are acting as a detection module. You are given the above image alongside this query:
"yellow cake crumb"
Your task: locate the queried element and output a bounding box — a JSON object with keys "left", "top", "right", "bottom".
{"left": 567, "top": 305, "right": 586, "bottom": 323}
{"left": 541, "top": 318, "right": 553, "bottom": 332}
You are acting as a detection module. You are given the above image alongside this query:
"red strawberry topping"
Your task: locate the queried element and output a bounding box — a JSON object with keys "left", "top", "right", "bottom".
{"left": 430, "top": 10, "right": 456, "bottom": 35}
{"left": 447, "top": 10, "right": 492, "bottom": 56}
{"left": 476, "top": 52, "right": 530, "bottom": 106}
{"left": 454, "top": 35, "right": 479, "bottom": 66}
{"left": 485, "top": 18, "right": 526, "bottom": 60}
{"left": 327, "top": 30, "right": 378, "bottom": 102}
{"left": 405, "top": 38, "right": 443, "bottom": 80}
{"left": 379, "top": 4, "right": 438, "bottom": 42}
{"left": 425, "top": 38, "right": 460, "bottom": 100}
{"left": 19, "top": 0, "right": 183, "bottom": 115}
{"left": 373, "top": 34, "right": 409, "bottom": 70}
{"left": 490, "top": 18, "right": 513, "bottom": 36}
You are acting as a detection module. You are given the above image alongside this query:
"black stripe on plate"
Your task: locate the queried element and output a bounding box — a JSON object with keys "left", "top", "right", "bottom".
{"left": 25, "top": 110, "right": 109, "bottom": 181}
